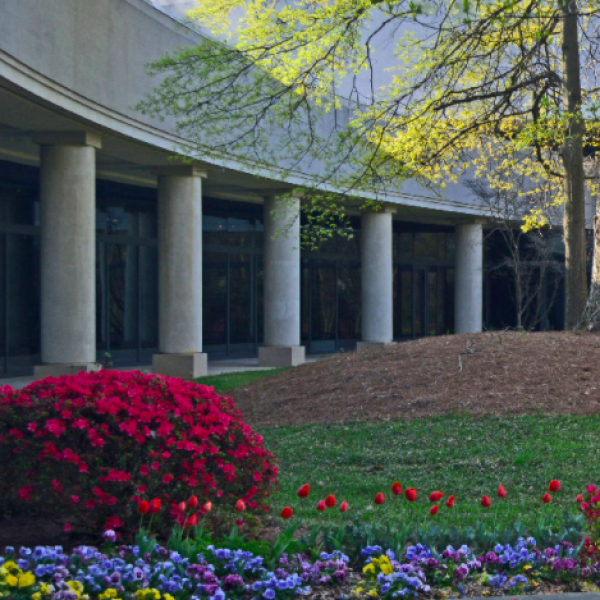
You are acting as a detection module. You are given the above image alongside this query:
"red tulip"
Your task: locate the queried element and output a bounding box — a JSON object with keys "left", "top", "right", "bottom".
{"left": 339, "top": 500, "right": 349, "bottom": 512}
{"left": 149, "top": 498, "right": 161, "bottom": 513}
{"left": 391, "top": 482, "right": 402, "bottom": 496}
{"left": 316, "top": 500, "right": 326, "bottom": 512}
{"left": 281, "top": 506, "right": 293, "bottom": 519}
{"left": 138, "top": 500, "right": 149, "bottom": 514}
{"left": 481, "top": 495, "right": 491, "bottom": 508}
{"left": 429, "top": 491, "right": 443, "bottom": 502}
{"left": 374, "top": 492, "right": 385, "bottom": 505}
{"left": 446, "top": 495, "right": 455, "bottom": 508}
{"left": 203, "top": 501, "right": 213, "bottom": 512}
{"left": 576, "top": 494, "right": 584, "bottom": 503}
{"left": 325, "top": 494, "right": 336, "bottom": 508}
{"left": 186, "top": 513, "right": 198, "bottom": 527}
{"left": 497, "top": 484, "right": 506, "bottom": 498}
{"left": 178, "top": 501, "right": 187, "bottom": 513}
{"left": 430, "top": 504, "right": 439, "bottom": 515}
{"left": 542, "top": 492, "right": 552, "bottom": 504}
{"left": 188, "top": 495, "right": 199, "bottom": 509}
{"left": 549, "top": 480, "right": 561, "bottom": 493}
{"left": 234, "top": 499, "right": 246, "bottom": 512}
{"left": 405, "top": 488, "right": 417, "bottom": 502}
{"left": 297, "top": 484, "right": 310, "bottom": 499}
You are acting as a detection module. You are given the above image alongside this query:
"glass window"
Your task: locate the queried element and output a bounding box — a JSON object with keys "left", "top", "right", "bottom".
{"left": 396, "top": 233, "right": 413, "bottom": 261}
{"left": 415, "top": 232, "right": 439, "bottom": 260}
{"left": 311, "top": 262, "right": 336, "bottom": 341}
{"left": 7, "top": 234, "right": 40, "bottom": 374}
{"left": 337, "top": 264, "right": 361, "bottom": 343}
{"left": 427, "top": 270, "right": 437, "bottom": 335}
{"left": 203, "top": 252, "right": 228, "bottom": 348}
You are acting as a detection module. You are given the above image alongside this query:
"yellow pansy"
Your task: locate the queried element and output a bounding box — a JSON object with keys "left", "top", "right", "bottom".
{"left": 32, "top": 593, "right": 42, "bottom": 600}
{"left": 164, "top": 595, "right": 175, "bottom": 600}
{"left": 362, "top": 564, "right": 375, "bottom": 575}
{"left": 5, "top": 574, "right": 18, "bottom": 587}
{"left": 18, "top": 572, "right": 36, "bottom": 588}
{"left": 40, "top": 583, "right": 54, "bottom": 595}
{"left": 100, "top": 590, "right": 119, "bottom": 600}
{"left": 3, "top": 561, "right": 20, "bottom": 573}
{"left": 367, "top": 591, "right": 378, "bottom": 597}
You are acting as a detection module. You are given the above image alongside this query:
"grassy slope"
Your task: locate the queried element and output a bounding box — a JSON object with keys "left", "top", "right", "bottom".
{"left": 196, "top": 369, "right": 591, "bottom": 532}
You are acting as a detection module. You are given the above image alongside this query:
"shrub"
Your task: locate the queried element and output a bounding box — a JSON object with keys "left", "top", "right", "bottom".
{"left": 0, "top": 370, "right": 278, "bottom": 536}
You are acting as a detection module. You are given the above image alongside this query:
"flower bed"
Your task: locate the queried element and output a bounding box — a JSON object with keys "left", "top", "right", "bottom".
{"left": 3, "top": 533, "right": 600, "bottom": 600}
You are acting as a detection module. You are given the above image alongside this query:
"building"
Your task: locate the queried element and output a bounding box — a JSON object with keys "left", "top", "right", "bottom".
{"left": 0, "top": 0, "right": 573, "bottom": 380}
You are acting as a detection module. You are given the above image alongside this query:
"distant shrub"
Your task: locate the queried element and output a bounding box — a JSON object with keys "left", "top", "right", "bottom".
{"left": 0, "top": 370, "right": 278, "bottom": 535}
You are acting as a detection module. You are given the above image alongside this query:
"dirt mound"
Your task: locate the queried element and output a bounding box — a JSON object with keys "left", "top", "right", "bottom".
{"left": 230, "top": 331, "right": 600, "bottom": 426}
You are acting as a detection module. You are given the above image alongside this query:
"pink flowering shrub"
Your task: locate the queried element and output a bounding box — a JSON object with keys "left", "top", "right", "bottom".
{"left": 0, "top": 370, "right": 278, "bottom": 535}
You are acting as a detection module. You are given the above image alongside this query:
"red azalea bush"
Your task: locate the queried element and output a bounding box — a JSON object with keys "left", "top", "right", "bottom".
{"left": 0, "top": 370, "right": 278, "bottom": 535}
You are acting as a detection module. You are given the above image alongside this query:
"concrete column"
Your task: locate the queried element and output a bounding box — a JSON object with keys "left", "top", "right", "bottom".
{"left": 152, "top": 165, "right": 208, "bottom": 379}
{"left": 358, "top": 208, "right": 394, "bottom": 348}
{"left": 259, "top": 196, "right": 305, "bottom": 367}
{"left": 454, "top": 222, "right": 483, "bottom": 334}
{"left": 33, "top": 131, "right": 101, "bottom": 378}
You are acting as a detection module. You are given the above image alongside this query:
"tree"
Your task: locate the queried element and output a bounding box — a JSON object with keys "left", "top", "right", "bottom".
{"left": 141, "top": 0, "right": 600, "bottom": 328}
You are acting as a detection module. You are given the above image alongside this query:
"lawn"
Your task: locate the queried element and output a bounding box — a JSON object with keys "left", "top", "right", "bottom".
{"left": 260, "top": 415, "right": 592, "bottom": 533}
{"left": 195, "top": 368, "right": 289, "bottom": 394}
{"left": 196, "top": 369, "right": 590, "bottom": 536}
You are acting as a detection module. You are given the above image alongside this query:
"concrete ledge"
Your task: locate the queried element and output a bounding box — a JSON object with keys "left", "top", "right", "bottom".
{"left": 34, "top": 363, "right": 101, "bottom": 379}
{"left": 259, "top": 346, "right": 305, "bottom": 367}
{"left": 356, "top": 341, "right": 394, "bottom": 350}
{"left": 152, "top": 352, "right": 208, "bottom": 379}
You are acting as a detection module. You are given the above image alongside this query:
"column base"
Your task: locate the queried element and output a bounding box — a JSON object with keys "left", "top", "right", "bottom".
{"left": 34, "top": 363, "right": 101, "bottom": 379}
{"left": 356, "top": 341, "right": 394, "bottom": 350}
{"left": 152, "top": 353, "right": 208, "bottom": 379}
{"left": 259, "top": 346, "right": 305, "bottom": 367}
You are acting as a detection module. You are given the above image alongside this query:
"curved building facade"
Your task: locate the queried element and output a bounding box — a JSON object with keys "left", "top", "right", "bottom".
{"left": 0, "top": 0, "right": 561, "bottom": 378}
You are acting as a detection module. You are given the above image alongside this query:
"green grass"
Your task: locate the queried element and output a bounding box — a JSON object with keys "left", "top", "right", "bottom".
{"left": 260, "top": 414, "right": 596, "bottom": 532}
{"left": 195, "top": 369, "right": 289, "bottom": 394}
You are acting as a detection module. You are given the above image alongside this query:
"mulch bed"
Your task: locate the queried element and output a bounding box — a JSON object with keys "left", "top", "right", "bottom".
{"left": 229, "top": 331, "right": 600, "bottom": 427}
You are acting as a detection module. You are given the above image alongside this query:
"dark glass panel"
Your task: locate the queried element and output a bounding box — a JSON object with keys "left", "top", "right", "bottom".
{"left": 301, "top": 260, "right": 311, "bottom": 342}
{"left": 427, "top": 270, "right": 437, "bottom": 335}
{"left": 203, "top": 252, "right": 228, "bottom": 347}
{"left": 107, "top": 244, "right": 138, "bottom": 363}
{"left": 438, "top": 268, "right": 447, "bottom": 334}
{"left": 256, "top": 257, "right": 264, "bottom": 346}
{"left": 446, "top": 268, "right": 455, "bottom": 333}
{"left": 96, "top": 242, "right": 108, "bottom": 355}
{"left": 401, "top": 269, "right": 413, "bottom": 337}
{"left": 228, "top": 217, "right": 255, "bottom": 248}
{"left": 0, "top": 234, "right": 5, "bottom": 374}
{"left": 415, "top": 269, "right": 425, "bottom": 336}
{"left": 337, "top": 263, "right": 361, "bottom": 346}
{"left": 414, "top": 232, "right": 439, "bottom": 260}
{"left": 446, "top": 233, "right": 456, "bottom": 262}
{"left": 397, "top": 233, "right": 413, "bottom": 261}
{"left": 318, "top": 234, "right": 359, "bottom": 258}
{"left": 139, "top": 245, "right": 158, "bottom": 359}
{"left": 0, "top": 189, "right": 36, "bottom": 225}
{"left": 203, "top": 215, "right": 228, "bottom": 246}
{"left": 7, "top": 234, "right": 39, "bottom": 374}
{"left": 229, "top": 253, "right": 255, "bottom": 347}
{"left": 311, "top": 263, "right": 336, "bottom": 341}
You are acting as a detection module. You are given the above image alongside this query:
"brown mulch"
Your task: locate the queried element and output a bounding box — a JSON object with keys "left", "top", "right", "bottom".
{"left": 230, "top": 331, "right": 600, "bottom": 427}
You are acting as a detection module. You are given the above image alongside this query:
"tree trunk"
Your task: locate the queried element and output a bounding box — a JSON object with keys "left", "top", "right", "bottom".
{"left": 560, "top": 0, "right": 588, "bottom": 329}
